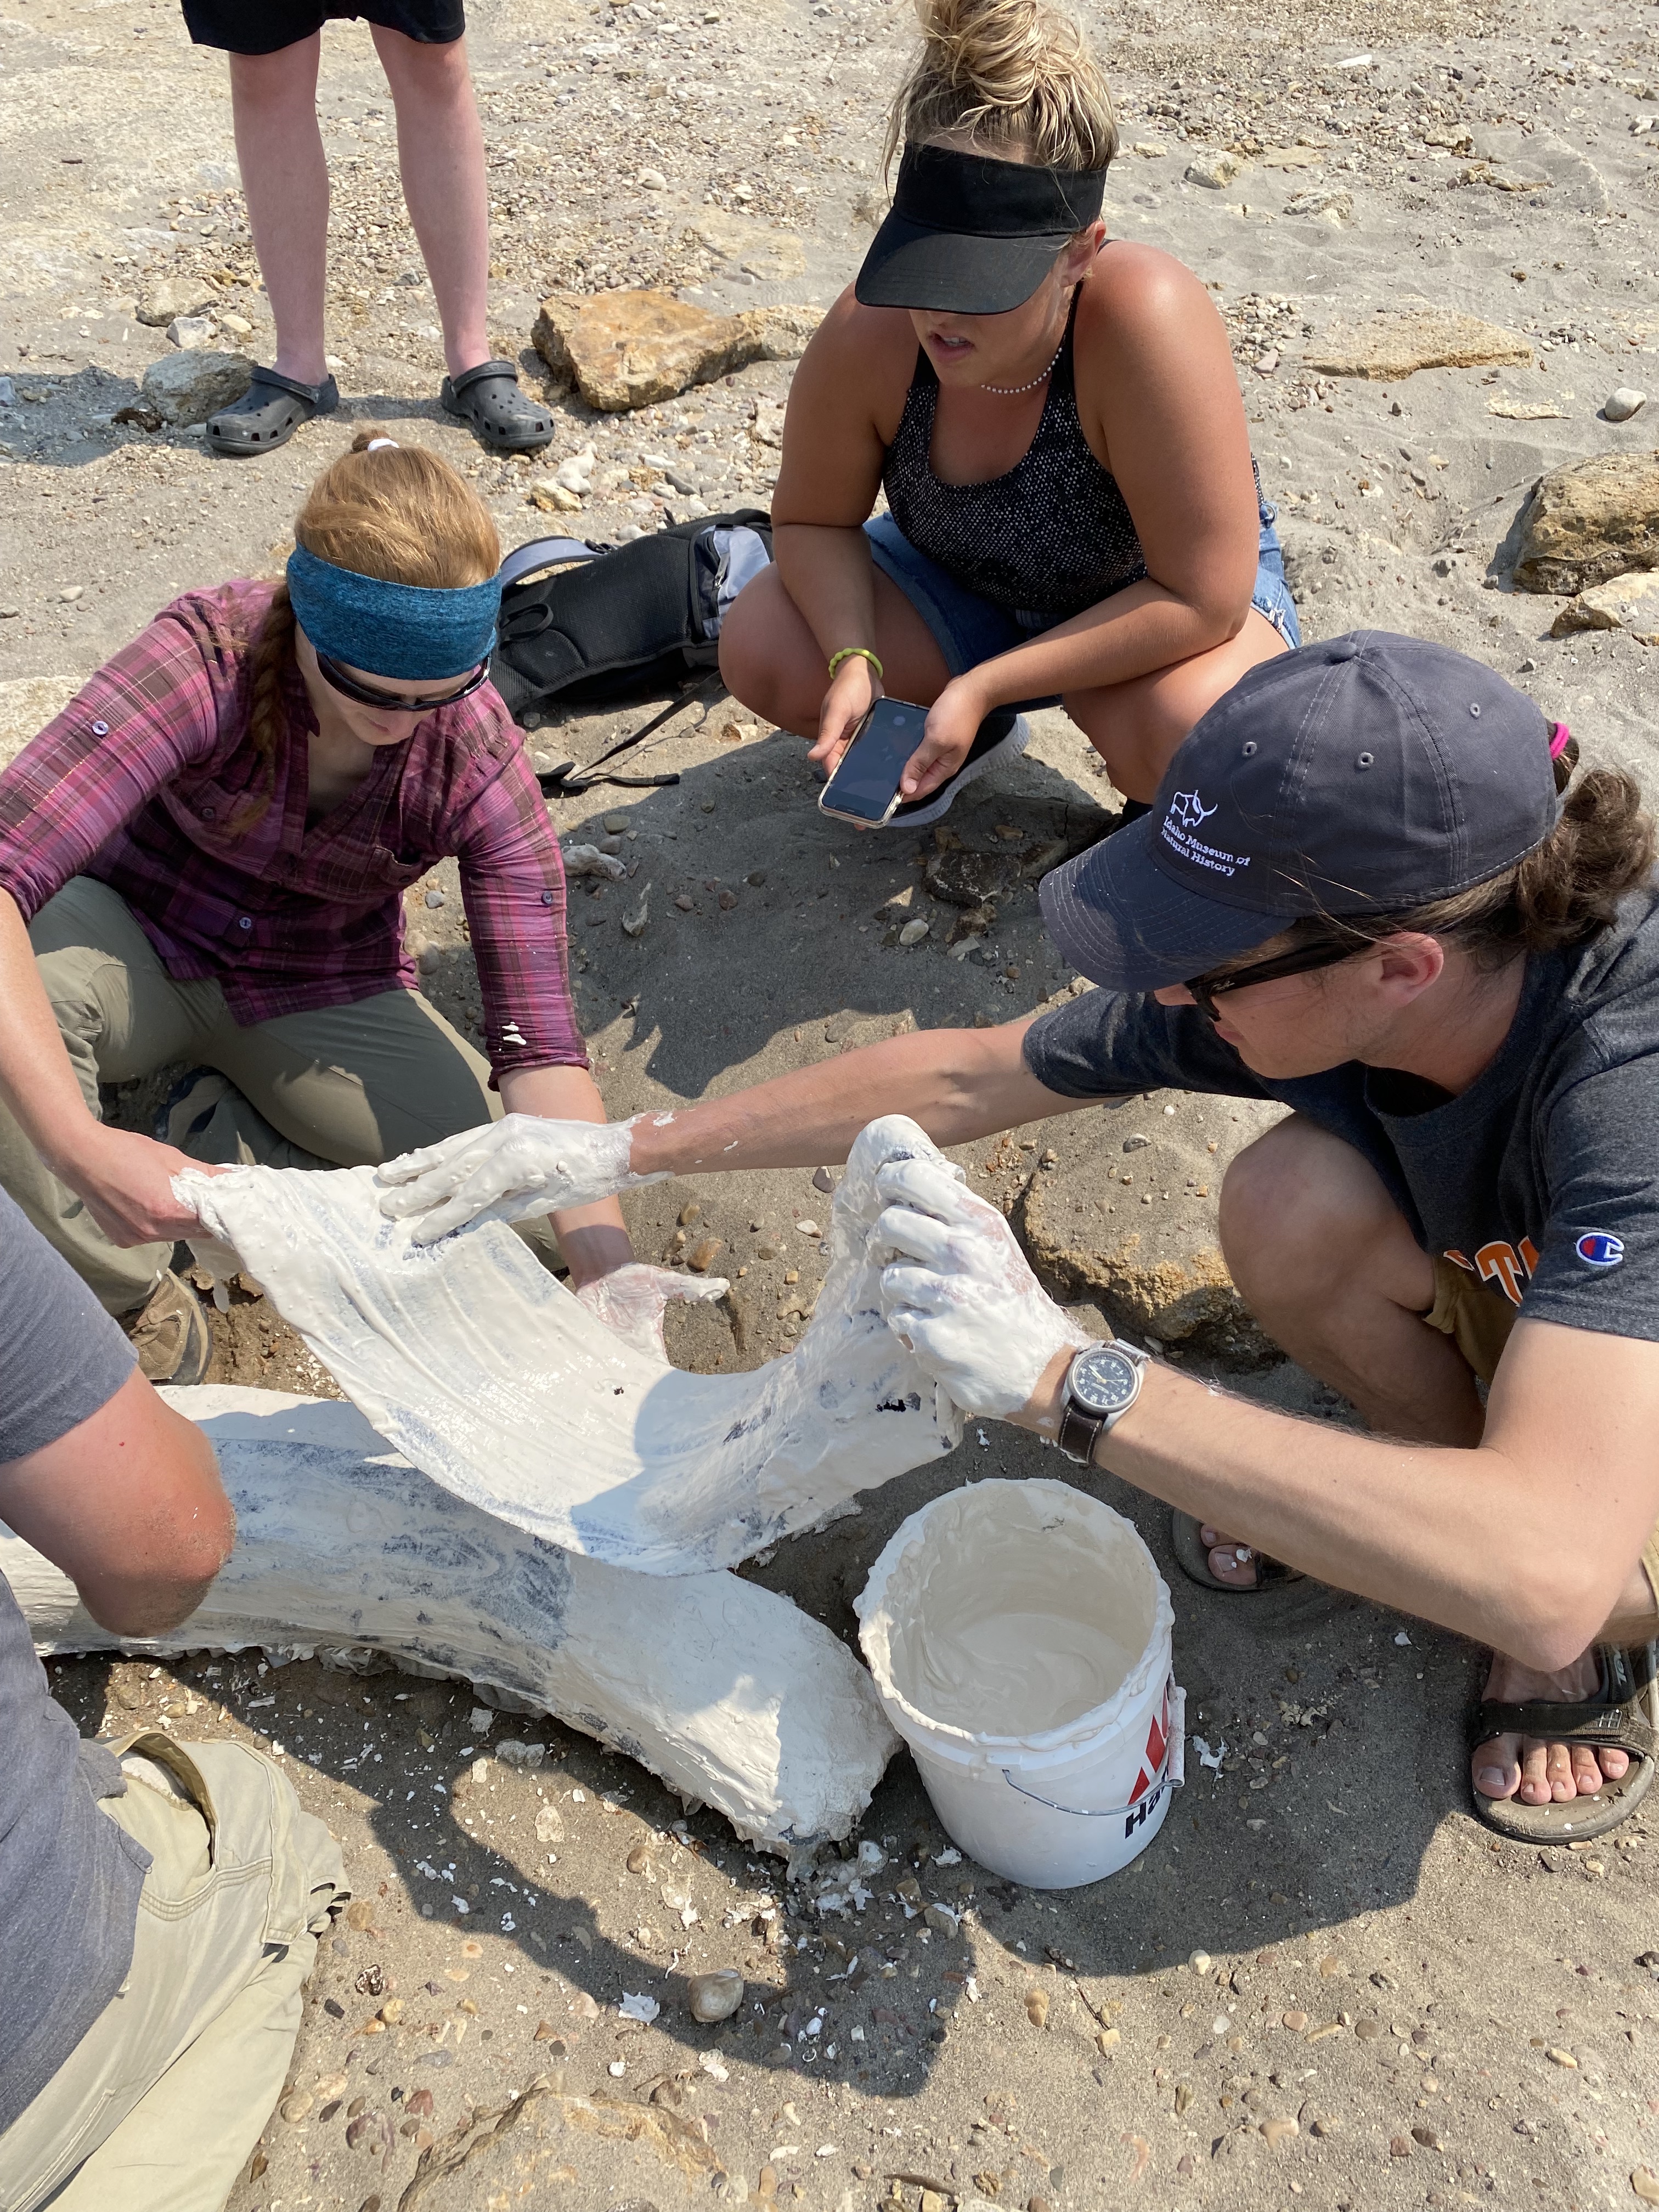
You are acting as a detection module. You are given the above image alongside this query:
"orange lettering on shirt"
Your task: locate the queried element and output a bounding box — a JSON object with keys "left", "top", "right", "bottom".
{"left": 1443, "top": 1249, "right": 1475, "bottom": 1272}
{"left": 1519, "top": 1237, "right": 1539, "bottom": 1277}
{"left": 1475, "top": 1240, "right": 1526, "bottom": 1307}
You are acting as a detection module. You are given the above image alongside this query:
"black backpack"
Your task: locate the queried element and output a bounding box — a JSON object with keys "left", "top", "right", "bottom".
{"left": 488, "top": 509, "right": 773, "bottom": 722}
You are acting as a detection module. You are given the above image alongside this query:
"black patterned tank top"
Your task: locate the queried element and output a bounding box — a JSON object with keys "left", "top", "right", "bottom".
{"left": 880, "top": 287, "right": 1147, "bottom": 623}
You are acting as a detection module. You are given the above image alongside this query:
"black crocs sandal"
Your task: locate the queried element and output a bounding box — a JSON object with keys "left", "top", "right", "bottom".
{"left": 1170, "top": 1507, "right": 1305, "bottom": 1593}
{"left": 206, "top": 366, "right": 340, "bottom": 457}
{"left": 1470, "top": 1640, "right": 1658, "bottom": 1844}
{"left": 441, "top": 358, "right": 554, "bottom": 453}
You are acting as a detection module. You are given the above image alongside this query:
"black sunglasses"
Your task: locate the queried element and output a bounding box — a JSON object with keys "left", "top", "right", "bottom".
{"left": 1186, "top": 938, "right": 1362, "bottom": 1023}
{"left": 314, "top": 651, "right": 492, "bottom": 714}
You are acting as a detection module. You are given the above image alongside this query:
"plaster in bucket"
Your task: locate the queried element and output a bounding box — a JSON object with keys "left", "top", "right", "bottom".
{"left": 857, "top": 1479, "right": 1184, "bottom": 1888}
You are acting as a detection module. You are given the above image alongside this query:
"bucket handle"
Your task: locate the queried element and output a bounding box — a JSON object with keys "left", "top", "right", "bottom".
{"left": 999, "top": 1682, "right": 1185, "bottom": 1824}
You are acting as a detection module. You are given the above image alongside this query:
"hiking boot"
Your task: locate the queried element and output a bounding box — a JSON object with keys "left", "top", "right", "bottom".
{"left": 123, "top": 1270, "right": 214, "bottom": 1387}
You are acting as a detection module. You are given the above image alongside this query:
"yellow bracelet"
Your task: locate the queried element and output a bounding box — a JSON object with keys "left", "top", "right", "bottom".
{"left": 827, "top": 646, "right": 883, "bottom": 683}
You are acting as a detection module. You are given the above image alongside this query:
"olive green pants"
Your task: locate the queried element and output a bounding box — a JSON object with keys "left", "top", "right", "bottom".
{"left": 0, "top": 1735, "right": 345, "bottom": 2212}
{"left": 0, "top": 876, "right": 555, "bottom": 1316}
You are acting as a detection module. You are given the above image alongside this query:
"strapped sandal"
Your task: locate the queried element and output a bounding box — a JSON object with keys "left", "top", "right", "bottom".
{"left": 441, "top": 358, "right": 554, "bottom": 453}
{"left": 1170, "top": 1506, "right": 1305, "bottom": 1594}
{"left": 1470, "top": 1640, "right": 1658, "bottom": 1844}
{"left": 206, "top": 366, "right": 339, "bottom": 458}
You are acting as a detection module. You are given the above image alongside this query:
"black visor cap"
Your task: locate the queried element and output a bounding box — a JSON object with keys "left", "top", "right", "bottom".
{"left": 855, "top": 143, "right": 1107, "bottom": 315}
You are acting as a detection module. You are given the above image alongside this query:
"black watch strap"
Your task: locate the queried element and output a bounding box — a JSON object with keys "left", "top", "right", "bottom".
{"left": 1057, "top": 1400, "right": 1107, "bottom": 1465}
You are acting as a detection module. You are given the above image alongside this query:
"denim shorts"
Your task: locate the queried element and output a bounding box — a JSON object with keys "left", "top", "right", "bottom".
{"left": 865, "top": 506, "right": 1301, "bottom": 702}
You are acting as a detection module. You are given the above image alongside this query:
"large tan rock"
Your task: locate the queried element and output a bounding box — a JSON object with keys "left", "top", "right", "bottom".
{"left": 139, "top": 348, "right": 252, "bottom": 426}
{"left": 1303, "top": 307, "right": 1531, "bottom": 381}
{"left": 691, "top": 210, "right": 807, "bottom": 282}
{"left": 1011, "top": 1090, "right": 1288, "bottom": 1363}
{"left": 1513, "top": 450, "right": 1659, "bottom": 595}
{"left": 135, "top": 275, "right": 217, "bottom": 328}
{"left": 531, "top": 290, "right": 823, "bottom": 413}
{"left": 1549, "top": 567, "right": 1659, "bottom": 641}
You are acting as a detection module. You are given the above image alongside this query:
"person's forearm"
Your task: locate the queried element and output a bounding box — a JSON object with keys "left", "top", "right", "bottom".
{"left": 956, "top": 578, "right": 1248, "bottom": 713}
{"left": 499, "top": 1061, "right": 633, "bottom": 1283}
{"left": 627, "top": 1022, "right": 1075, "bottom": 1181}
{"left": 772, "top": 523, "right": 879, "bottom": 668}
{"left": 1026, "top": 1351, "right": 1612, "bottom": 1669}
{"left": 0, "top": 888, "right": 102, "bottom": 1176}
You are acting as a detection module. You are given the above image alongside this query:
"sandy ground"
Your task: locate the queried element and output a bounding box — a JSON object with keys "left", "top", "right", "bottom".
{"left": 4, "top": 0, "right": 1659, "bottom": 2205}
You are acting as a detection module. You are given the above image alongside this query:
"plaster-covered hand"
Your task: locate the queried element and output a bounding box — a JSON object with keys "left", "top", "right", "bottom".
{"left": 871, "top": 1156, "right": 1091, "bottom": 1420}
{"left": 574, "top": 1262, "right": 730, "bottom": 1359}
{"left": 375, "top": 1114, "right": 666, "bottom": 1244}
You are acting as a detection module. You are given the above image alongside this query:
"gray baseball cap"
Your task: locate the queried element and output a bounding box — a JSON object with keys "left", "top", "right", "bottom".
{"left": 1040, "top": 632, "right": 1562, "bottom": 991}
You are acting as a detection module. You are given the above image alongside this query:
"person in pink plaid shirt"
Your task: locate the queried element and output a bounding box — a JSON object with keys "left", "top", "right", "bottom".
{"left": 0, "top": 432, "right": 697, "bottom": 1383}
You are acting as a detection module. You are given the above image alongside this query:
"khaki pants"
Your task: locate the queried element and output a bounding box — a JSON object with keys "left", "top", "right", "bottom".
{"left": 1425, "top": 1254, "right": 1659, "bottom": 1609}
{"left": 0, "top": 1735, "right": 346, "bottom": 2212}
{"left": 0, "top": 876, "right": 556, "bottom": 1315}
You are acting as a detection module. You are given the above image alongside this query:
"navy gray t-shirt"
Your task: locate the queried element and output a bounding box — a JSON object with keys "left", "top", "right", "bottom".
{"left": 0, "top": 1189, "right": 145, "bottom": 2134}
{"left": 1023, "top": 887, "right": 1659, "bottom": 1339}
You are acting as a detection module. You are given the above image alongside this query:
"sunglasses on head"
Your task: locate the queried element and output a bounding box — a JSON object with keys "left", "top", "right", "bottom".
{"left": 1186, "top": 936, "right": 1364, "bottom": 1024}
{"left": 314, "top": 651, "right": 491, "bottom": 714}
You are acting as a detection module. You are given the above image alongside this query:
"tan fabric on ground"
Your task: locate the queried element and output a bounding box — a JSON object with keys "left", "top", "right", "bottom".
{"left": 1424, "top": 1254, "right": 1659, "bottom": 1615}
{"left": 0, "top": 874, "right": 556, "bottom": 1316}
{"left": 0, "top": 1733, "right": 345, "bottom": 2212}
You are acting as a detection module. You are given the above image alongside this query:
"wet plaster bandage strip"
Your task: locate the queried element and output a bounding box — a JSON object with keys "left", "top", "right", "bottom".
{"left": 1, "top": 1389, "right": 899, "bottom": 1850}
{"left": 178, "top": 1116, "right": 962, "bottom": 1576}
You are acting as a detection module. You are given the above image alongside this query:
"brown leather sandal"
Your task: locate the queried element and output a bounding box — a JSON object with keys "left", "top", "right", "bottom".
{"left": 1470, "top": 1640, "right": 1658, "bottom": 1843}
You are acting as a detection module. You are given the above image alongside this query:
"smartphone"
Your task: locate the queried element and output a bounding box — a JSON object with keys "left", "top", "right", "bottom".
{"left": 818, "top": 698, "right": 927, "bottom": 827}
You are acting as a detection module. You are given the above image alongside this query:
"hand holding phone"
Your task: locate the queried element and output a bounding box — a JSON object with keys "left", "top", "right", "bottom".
{"left": 818, "top": 698, "right": 927, "bottom": 826}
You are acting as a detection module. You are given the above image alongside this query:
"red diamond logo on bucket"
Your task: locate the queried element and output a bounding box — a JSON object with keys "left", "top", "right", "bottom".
{"left": 1127, "top": 1679, "right": 1173, "bottom": 1805}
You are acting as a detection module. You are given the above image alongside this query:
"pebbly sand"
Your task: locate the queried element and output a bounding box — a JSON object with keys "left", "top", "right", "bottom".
{"left": 2, "top": 0, "right": 1657, "bottom": 2205}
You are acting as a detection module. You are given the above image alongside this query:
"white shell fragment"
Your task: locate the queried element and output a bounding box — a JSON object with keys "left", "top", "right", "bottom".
{"left": 2, "top": 1391, "right": 898, "bottom": 1852}
{"left": 178, "top": 1116, "right": 962, "bottom": 1575}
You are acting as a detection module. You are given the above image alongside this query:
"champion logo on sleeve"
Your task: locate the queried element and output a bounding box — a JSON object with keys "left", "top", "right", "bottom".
{"left": 1575, "top": 1231, "right": 1626, "bottom": 1269}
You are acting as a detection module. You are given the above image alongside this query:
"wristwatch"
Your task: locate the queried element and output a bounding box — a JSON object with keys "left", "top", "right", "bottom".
{"left": 1056, "top": 1339, "right": 1149, "bottom": 1465}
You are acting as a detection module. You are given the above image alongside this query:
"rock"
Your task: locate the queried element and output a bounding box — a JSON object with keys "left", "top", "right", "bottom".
{"left": 1189, "top": 1948, "right": 1212, "bottom": 1972}
{"left": 1390, "top": 2134, "right": 1414, "bottom": 2158}
{"left": 693, "top": 208, "right": 808, "bottom": 281}
{"left": 1133, "top": 140, "right": 1167, "bottom": 156}
{"left": 555, "top": 449, "right": 596, "bottom": 493}
{"left": 1284, "top": 186, "right": 1353, "bottom": 224}
{"left": 136, "top": 276, "right": 217, "bottom": 326}
{"left": 622, "top": 886, "right": 651, "bottom": 936}
{"left": 1186, "top": 151, "right": 1244, "bottom": 187}
{"left": 1605, "top": 387, "right": 1648, "bottom": 422}
{"left": 1173, "top": 2080, "right": 1193, "bottom": 2113}
{"left": 167, "top": 315, "right": 215, "bottom": 350}
{"left": 603, "top": 812, "right": 630, "bottom": 833}
{"left": 58, "top": 587, "right": 82, "bottom": 603}
{"left": 1413, "top": 2124, "right": 1442, "bottom": 2149}
{"left": 281, "top": 2091, "right": 314, "bottom": 2123}
{"left": 687, "top": 1968, "right": 745, "bottom": 2023}
{"left": 218, "top": 312, "right": 253, "bottom": 340}
{"left": 687, "top": 1235, "right": 724, "bottom": 1271}
{"left": 1549, "top": 568, "right": 1659, "bottom": 642}
{"left": 1303, "top": 307, "right": 1531, "bottom": 380}
{"left": 794, "top": 1219, "right": 820, "bottom": 1238}
{"left": 345, "top": 1899, "right": 376, "bottom": 1931}
{"left": 532, "top": 289, "right": 825, "bottom": 413}
{"left": 639, "top": 167, "right": 668, "bottom": 190}
{"left": 1261, "top": 2118, "right": 1298, "bottom": 2149}
{"left": 1282, "top": 2010, "right": 1308, "bottom": 2031}
{"left": 1633, "top": 2170, "right": 1659, "bottom": 2207}
{"left": 495, "top": 1739, "right": 545, "bottom": 1767}
{"left": 1488, "top": 397, "right": 1570, "bottom": 420}
{"left": 1514, "top": 450, "right": 1659, "bottom": 593}
{"left": 530, "top": 480, "right": 583, "bottom": 513}
{"left": 1546, "top": 2046, "right": 1578, "bottom": 2067}
{"left": 899, "top": 918, "right": 929, "bottom": 946}
{"left": 1025, "top": 1988, "right": 1049, "bottom": 2028}
{"left": 139, "top": 349, "right": 252, "bottom": 427}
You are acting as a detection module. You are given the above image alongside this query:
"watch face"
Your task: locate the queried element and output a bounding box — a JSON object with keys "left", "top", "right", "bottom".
{"left": 1069, "top": 1344, "right": 1141, "bottom": 1417}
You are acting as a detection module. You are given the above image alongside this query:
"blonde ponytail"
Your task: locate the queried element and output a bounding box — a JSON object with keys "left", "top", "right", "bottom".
{"left": 884, "top": 0, "right": 1118, "bottom": 177}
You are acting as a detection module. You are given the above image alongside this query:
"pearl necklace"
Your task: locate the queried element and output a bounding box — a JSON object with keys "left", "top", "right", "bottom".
{"left": 980, "top": 337, "right": 1065, "bottom": 397}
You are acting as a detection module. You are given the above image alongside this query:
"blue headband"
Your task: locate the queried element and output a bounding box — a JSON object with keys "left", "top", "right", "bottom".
{"left": 286, "top": 544, "right": 501, "bottom": 681}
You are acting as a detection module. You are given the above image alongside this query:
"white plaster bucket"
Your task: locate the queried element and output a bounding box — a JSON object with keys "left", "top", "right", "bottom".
{"left": 856, "top": 1479, "right": 1183, "bottom": 1889}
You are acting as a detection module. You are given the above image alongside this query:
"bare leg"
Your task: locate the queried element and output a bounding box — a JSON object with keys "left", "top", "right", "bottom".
{"left": 719, "top": 563, "right": 952, "bottom": 740}
{"left": 1216, "top": 1115, "right": 1650, "bottom": 1807}
{"left": 1063, "top": 608, "right": 1289, "bottom": 802}
{"left": 227, "top": 37, "right": 329, "bottom": 388}
{"left": 372, "top": 27, "right": 490, "bottom": 379}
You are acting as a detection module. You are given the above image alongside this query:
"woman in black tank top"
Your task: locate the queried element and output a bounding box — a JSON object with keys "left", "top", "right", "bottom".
{"left": 719, "top": 0, "right": 1298, "bottom": 823}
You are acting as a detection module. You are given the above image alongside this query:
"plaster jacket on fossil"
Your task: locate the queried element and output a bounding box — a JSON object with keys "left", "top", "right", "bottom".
{"left": 179, "top": 1114, "right": 963, "bottom": 1575}
{"left": 1, "top": 1391, "right": 898, "bottom": 1850}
